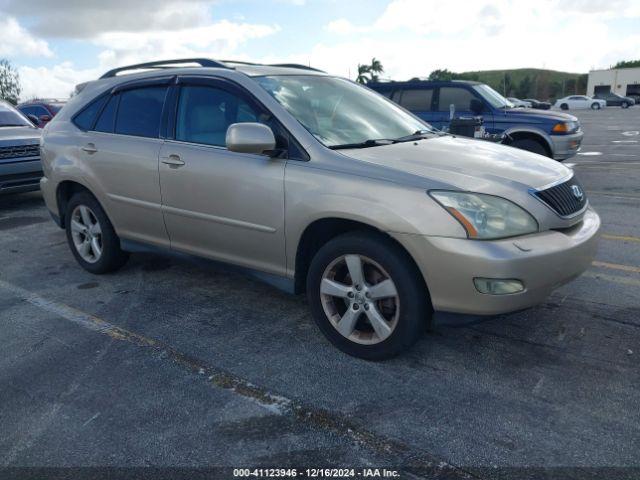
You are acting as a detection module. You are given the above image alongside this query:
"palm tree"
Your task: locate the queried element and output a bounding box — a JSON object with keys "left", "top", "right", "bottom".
{"left": 356, "top": 64, "right": 371, "bottom": 84}
{"left": 369, "top": 57, "right": 384, "bottom": 82}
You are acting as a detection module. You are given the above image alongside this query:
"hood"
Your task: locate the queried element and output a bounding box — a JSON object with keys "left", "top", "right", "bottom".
{"left": 497, "top": 108, "right": 577, "bottom": 122}
{"left": 0, "top": 126, "right": 41, "bottom": 144}
{"left": 338, "top": 135, "right": 571, "bottom": 192}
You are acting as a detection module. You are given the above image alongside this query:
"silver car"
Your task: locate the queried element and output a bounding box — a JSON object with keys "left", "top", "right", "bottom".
{"left": 40, "top": 59, "right": 600, "bottom": 359}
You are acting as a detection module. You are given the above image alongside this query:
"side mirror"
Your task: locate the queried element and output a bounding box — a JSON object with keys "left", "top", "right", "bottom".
{"left": 226, "top": 123, "right": 276, "bottom": 155}
{"left": 26, "top": 114, "right": 40, "bottom": 126}
{"left": 39, "top": 114, "right": 51, "bottom": 123}
{"left": 470, "top": 98, "right": 484, "bottom": 114}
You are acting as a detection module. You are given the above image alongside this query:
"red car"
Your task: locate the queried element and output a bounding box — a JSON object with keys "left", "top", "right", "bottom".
{"left": 17, "top": 98, "right": 67, "bottom": 128}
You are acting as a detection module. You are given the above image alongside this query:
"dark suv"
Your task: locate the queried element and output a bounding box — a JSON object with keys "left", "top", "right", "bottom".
{"left": 593, "top": 92, "right": 635, "bottom": 108}
{"left": 369, "top": 80, "right": 583, "bottom": 161}
{"left": 17, "top": 99, "right": 67, "bottom": 128}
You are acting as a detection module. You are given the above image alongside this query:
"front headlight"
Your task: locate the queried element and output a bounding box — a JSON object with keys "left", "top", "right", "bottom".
{"left": 552, "top": 121, "right": 579, "bottom": 134}
{"left": 429, "top": 191, "right": 538, "bottom": 240}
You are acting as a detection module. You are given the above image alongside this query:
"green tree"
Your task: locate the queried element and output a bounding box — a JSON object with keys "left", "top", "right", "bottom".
{"left": 0, "top": 59, "right": 21, "bottom": 105}
{"left": 428, "top": 69, "right": 454, "bottom": 81}
{"left": 613, "top": 59, "right": 640, "bottom": 69}
{"left": 355, "top": 64, "right": 370, "bottom": 84}
{"left": 516, "top": 75, "right": 532, "bottom": 98}
{"left": 355, "top": 58, "right": 385, "bottom": 84}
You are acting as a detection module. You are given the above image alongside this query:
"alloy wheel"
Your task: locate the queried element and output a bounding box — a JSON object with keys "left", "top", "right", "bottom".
{"left": 70, "top": 205, "right": 103, "bottom": 263}
{"left": 320, "top": 254, "right": 400, "bottom": 345}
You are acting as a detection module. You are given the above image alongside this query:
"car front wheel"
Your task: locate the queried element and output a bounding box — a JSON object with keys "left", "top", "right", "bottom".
{"left": 621, "top": 101, "right": 629, "bottom": 108}
{"left": 307, "top": 232, "right": 430, "bottom": 360}
{"left": 591, "top": 102, "right": 601, "bottom": 110}
{"left": 560, "top": 103, "right": 569, "bottom": 110}
{"left": 65, "top": 192, "right": 129, "bottom": 274}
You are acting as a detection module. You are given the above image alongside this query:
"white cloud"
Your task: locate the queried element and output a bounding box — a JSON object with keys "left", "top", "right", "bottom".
{"left": 318, "top": 0, "right": 640, "bottom": 78}
{"left": 0, "top": 16, "right": 52, "bottom": 58}
{"left": 16, "top": 19, "right": 280, "bottom": 100}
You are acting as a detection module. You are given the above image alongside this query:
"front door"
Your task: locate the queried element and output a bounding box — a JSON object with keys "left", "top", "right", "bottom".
{"left": 433, "top": 86, "right": 492, "bottom": 132}
{"left": 158, "top": 78, "right": 286, "bottom": 275}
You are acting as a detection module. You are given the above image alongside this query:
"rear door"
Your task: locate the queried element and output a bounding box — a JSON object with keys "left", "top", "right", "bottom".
{"left": 157, "top": 76, "right": 287, "bottom": 275}
{"left": 75, "top": 79, "right": 171, "bottom": 247}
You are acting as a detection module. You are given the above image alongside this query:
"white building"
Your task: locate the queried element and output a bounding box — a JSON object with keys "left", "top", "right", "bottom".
{"left": 587, "top": 67, "right": 640, "bottom": 100}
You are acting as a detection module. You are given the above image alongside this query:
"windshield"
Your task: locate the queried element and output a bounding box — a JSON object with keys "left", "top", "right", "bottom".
{"left": 0, "top": 103, "right": 32, "bottom": 127}
{"left": 473, "top": 84, "right": 513, "bottom": 109}
{"left": 256, "top": 75, "right": 432, "bottom": 147}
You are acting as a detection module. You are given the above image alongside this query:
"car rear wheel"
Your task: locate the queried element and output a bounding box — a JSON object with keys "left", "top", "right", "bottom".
{"left": 591, "top": 102, "right": 601, "bottom": 110}
{"left": 306, "top": 232, "right": 430, "bottom": 360}
{"left": 509, "top": 138, "right": 548, "bottom": 157}
{"left": 65, "top": 192, "right": 129, "bottom": 274}
{"left": 560, "top": 103, "right": 569, "bottom": 110}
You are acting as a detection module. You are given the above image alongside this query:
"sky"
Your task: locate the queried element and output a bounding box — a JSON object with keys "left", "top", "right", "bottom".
{"left": 1, "top": 0, "right": 639, "bottom": 100}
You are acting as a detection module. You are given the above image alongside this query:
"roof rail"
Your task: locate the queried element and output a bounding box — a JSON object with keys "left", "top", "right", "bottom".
{"left": 99, "top": 58, "right": 229, "bottom": 79}
{"left": 268, "top": 63, "right": 325, "bottom": 73}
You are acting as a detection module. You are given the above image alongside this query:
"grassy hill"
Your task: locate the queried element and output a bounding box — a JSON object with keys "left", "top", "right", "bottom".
{"left": 431, "top": 68, "right": 588, "bottom": 101}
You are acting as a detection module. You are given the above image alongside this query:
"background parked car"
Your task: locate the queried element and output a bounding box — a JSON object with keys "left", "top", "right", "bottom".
{"left": 369, "top": 79, "right": 583, "bottom": 161}
{"left": 524, "top": 98, "right": 551, "bottom": 110}
{"left": 554, "top": 95, "right": 606, "bottom": 110}
{"left": 507, "top": 97, "right": 532, "bottom": 108}
{"left": 593, "top": 92, "right": 635, "bottom": 108}
{"left": 0, "top": 100, "right": 42, "bottom": 194}
{"left": 17, "top": 98, "right": 67, "bottom": 128}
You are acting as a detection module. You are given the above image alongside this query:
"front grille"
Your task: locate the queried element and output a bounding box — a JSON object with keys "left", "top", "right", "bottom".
{"left": 0, "top": 144, "right": 40, "bottom": 160}
{"left": 534, "top": 176, "right": 587, "bottom": 217}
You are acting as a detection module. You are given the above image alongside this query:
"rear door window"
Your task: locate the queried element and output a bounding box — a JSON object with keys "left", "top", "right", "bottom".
{"left": 115, "top": 87, "right": 167, "bottom": 138}
{"left": 399, "top": 89, "right": 433, "bottom": 111}
{"left": 437, "top": 87, "right": 476, "bottom": 111}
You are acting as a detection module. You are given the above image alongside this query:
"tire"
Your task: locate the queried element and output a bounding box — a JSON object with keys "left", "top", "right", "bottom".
{"left": 509, "top": 138, "right": 549, "bottom": 157}
{"left": 65, "top": 192, "right": 129, "bottom": 274}
{"left": 306, "top": 231, "right": 431, "bottom": 360}
{"left": 591, "top": 102, "right": 601, "bottom": 110}
{"left": 560, "top": 103, "right": 569, "bottom": 110}
{"left": 621, "top": 102, "right": 629, "bottom": 109}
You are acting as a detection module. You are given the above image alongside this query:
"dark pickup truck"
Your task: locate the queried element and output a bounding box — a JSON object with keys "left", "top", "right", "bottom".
{"left": 0, "top": 100, "right": 42, "bottom": 194}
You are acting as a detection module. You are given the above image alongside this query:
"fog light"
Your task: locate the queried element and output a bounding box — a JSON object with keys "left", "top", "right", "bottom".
{"left": 473, "top": 278, "right": 525, "bottom": 295}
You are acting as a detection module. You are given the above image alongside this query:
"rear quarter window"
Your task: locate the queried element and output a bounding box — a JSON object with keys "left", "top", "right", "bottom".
{"left": 73, "top": 96, "right": 108, "bottom": 131}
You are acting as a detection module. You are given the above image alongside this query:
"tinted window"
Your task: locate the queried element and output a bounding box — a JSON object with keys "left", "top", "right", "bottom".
{"left": 19, "top": 106, "right": 38, "bottom": 116}
{"left": 400, "top": 89, "right": 433, "bottom": 111}
{"left": 438, "top": 87, "right": 476, "bottom": 111}
{"left": 73, "top": 95, "right": 108, "bottom": 130}
{"left": 175, "top": 85, "right": 260, "bottom": 147}
{"left": 115, "top": 87, "right": 167, "bottom": 138}
{"left": 94, "top": 95, "right": 118, "bottom": 133}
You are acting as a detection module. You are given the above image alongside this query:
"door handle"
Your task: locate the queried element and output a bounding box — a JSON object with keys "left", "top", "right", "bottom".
{"left": 81, "top": 143, "right": 97, "bottom": 154}
{"left": 161, "top": 154, "right": 185, "bottom": 168}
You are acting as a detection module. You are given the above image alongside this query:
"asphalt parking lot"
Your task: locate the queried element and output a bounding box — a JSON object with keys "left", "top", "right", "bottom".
{"left": 1, "top": 107, "right": 639, "bottom": 479}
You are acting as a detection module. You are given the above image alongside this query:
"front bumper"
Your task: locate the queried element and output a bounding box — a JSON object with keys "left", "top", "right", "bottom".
{"left": 0, "top": 158, "right": 42, "bottom": 194}
{"left": 551, "top": 131, "right": 583, "bottom": 161}
{"left": 394, "top": 208, "right": 601, "bottom": 315}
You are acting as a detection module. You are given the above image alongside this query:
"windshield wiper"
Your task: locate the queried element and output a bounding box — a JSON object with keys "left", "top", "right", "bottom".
{"left": 391, "top": 129, "right": 434, "bottom": 143}
{"left": 0, "top": 124, "right": 29, "bottom": 127}
{"left": 329, "top": 139, "right": 395, "bottom": 150}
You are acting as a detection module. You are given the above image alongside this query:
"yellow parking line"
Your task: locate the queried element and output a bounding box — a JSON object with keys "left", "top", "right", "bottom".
{"left": 602, "top": 233, "right": 640, "bottom": 244}
{"left": 583, "top": 272, "right": 640, "bottom": 287}
{"left": 592, "top": 260, "right": 640, "bottom": 274}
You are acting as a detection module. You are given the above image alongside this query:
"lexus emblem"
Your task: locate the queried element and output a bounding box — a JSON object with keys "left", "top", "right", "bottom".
{"left": 571, "top": 185, "right": 584, "bottom": 201}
